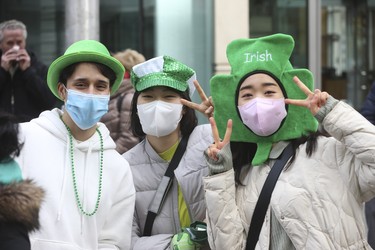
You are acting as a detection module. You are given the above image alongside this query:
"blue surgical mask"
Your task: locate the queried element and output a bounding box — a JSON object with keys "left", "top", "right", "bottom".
{"left": 65, "top": 89, "right": 110, "bottom": 130}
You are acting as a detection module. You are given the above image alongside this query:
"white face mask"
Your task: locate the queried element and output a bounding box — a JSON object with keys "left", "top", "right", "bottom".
{"left": 137, "top": 100, "right": 183, "bottom": 137}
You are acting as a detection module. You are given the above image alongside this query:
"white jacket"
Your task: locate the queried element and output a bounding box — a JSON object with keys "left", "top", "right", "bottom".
{"left": 16, "top": 108, "right": 135, "bottom": 250}
{"left": 204, "top": 101, "right": 375, "bottom": 250}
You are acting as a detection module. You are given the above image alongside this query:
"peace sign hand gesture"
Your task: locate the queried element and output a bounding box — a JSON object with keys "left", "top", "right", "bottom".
{"left": 207, "top": 117, "right": 232, "bottom": 161}
{"left": 285, "top": 76, "right": 330, "bottom": 115}
{"left": 180, "top": 80, "right": 214, "bottom": 118}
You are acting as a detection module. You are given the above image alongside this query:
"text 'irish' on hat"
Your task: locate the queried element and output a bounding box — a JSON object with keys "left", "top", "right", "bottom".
{"left": 131, "top": 55, "right": 196, "bottom": 96}
{"left": 47, "top": 40, "right": 125, "bottom": 100}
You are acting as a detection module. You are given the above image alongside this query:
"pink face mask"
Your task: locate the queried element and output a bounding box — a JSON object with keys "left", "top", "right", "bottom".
{"left": 238, "top": 97, "right": 287, "bottom": 136}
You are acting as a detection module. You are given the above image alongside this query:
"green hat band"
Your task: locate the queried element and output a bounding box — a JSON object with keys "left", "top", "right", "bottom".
{"left": 131, "top": 55, "right": 196, "bottom": 96}
{"left": 47, "top": 40, "right": 125, "bottom": 100}
{"left": 211, "top": 33, "right": 318, "bottom": 165}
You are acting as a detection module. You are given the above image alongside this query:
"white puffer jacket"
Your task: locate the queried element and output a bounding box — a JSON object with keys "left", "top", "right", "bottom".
{"left": 204, "top": 101, "right": 375, "bottom": 250}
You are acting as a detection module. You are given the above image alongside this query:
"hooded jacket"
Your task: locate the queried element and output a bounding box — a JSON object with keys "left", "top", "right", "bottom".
{"left": 203, "top": 101, "right": 375, "bottom": 249}
{"left": 16, "top": 108, "right": 135, "bottom": 250}
{"left": 100, "top": 78, "right": 139, "bottom": 154}
{"left": 123, "top": 124, "right": 213, "bottom": 250}
{"left": 0, "top": 180, "right": 44, "bottom": 250}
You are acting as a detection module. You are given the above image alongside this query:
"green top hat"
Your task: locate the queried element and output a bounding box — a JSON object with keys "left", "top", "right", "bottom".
{"left": 211, "top": 33, "right": 318, "bottom": 165}
{"left": 47, "top": 40, "right": 125, "bottom": 100}
{"left": 131, "top": 55, "right": 196, "bottom": 96}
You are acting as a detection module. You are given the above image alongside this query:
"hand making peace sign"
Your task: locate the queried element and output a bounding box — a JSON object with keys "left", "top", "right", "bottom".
{"left": 206, "top": 117, "right": 232, "bottom": 161}
{"left": 180, "top": 80, "right": 214, "bottom": 118}
{"left": 205, "top": 76, "right": 330, "bottom": 161}
{"left": 285, "top": 76, "right": 330, "bottom": 115}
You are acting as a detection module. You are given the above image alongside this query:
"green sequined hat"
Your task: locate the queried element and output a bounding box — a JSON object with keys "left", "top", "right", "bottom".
{"left": 211, "top": 33, "right": 318, "bottom": 165}
{"left": 131, "top": 55, "right": 196, "bottom": 96}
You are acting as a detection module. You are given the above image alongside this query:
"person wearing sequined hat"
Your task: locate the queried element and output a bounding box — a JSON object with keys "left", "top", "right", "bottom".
{"left": 15, "top": 39, "right": 135, "bottom": 250}
{"left": 202, "top": 33, "right": 375, "bottom": 249}
{"left": 123, "top": 55, "right": 212, "bottom": 250}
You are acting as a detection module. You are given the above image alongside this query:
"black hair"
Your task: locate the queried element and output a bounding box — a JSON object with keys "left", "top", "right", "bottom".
{"left": 130, "top": 87, "right": 198, "bottom": 138}
{"left": 58, "top": 62, "right": 117, "bottom": 87}
{"left": 231, "top": 131, "right": 324, "bottom": 185}
{"left": 0, "top": 112, "right": 23, "bottom": 162}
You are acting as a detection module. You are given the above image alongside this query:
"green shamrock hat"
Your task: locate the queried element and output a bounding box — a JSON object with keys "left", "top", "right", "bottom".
{"left": 131, "top": 55, "right": 196, "bottom": 96}
{"left": 47, "top": 40, "right": 125, "bottom": 100}
{"left": 211, "top": 33, "right": 318, "bottom": 165}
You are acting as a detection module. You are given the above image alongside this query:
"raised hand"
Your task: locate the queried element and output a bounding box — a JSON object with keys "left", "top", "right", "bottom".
{"left": 0, "top": 47, "right": 31, "bottom": 71}
{"left": 207, "top": 117, "right": 232, "bottom": 161}
{"left": 180, "top": 80, "right": 214, "bottom": 118}
{"left": 1, "top": 47, "right": 18, "bottom": 71}
{"left": 285, "top": 76, "right": 330, "bottom": 115}
{"left": 17, "top": 49, "right": 31, "bottom": 71}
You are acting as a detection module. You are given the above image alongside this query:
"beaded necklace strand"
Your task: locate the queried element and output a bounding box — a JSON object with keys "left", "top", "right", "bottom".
{"left": 61, "top": 117, "right": 103, "bottom": 216}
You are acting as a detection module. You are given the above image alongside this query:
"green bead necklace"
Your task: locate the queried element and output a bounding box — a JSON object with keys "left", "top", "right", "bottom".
{"left": 61, "top": 117, "right": 103, "bottom": 216}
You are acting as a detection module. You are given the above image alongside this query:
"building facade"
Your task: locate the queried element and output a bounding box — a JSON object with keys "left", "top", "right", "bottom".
{"left": 1, "top": 0, "right": 374, "bottom": 111}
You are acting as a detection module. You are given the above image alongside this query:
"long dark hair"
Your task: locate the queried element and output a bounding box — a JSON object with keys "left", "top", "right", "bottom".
{"left": 130, "top": 87, "right": 198, "bottom": 138}
{"left": 0, "top": 112, "right": 23, "bottom": 162}
{"left": 232, "top": 131, "right": 324, "bottom": 185}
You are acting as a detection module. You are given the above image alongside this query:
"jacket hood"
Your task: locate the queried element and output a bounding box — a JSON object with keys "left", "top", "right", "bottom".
{"left": 0, "top": 180, "right": 45, "bottom": 232}
{"left": 110, "top": 78, "right": 134, "bottom": 99}
{"left": 28, "top": 108, "right": 117, "bottom": 226}
{"left": 32, "top": 108, "right": 117, "bottom": 152}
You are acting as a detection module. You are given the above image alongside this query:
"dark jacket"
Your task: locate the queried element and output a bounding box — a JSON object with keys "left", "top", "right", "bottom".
{"left": 100, "top": 78, "right": 140, "bottom": 154}
{"left": 360, "top": 81, "right": 375, "bottom": 249}
{"left": 0, "top": 180, "right": 44, "bottom": 250}
{"left": 360, "top": 81, "right": 375, "bottom": 124}
{"left": 0, "top": 50, "right": 57, "bottom": 122}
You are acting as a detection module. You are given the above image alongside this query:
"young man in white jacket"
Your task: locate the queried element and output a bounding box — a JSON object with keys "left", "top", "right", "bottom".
{"left": 16, "top": 40, "right": 135, "bottom": 250}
